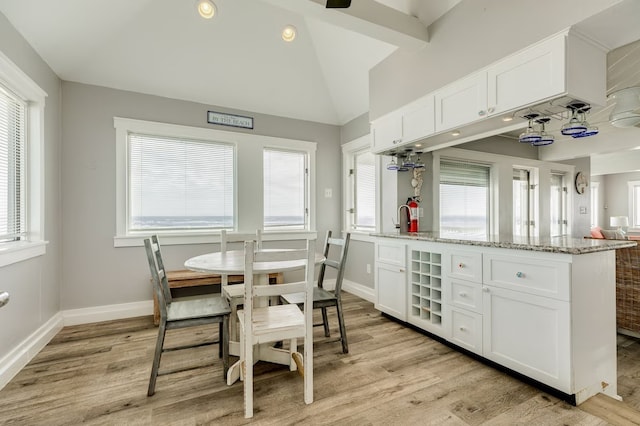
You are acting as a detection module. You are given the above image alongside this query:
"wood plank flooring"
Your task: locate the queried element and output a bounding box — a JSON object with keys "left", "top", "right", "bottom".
{"left": 2, "top": 293, "right": 640, "bottom": 425}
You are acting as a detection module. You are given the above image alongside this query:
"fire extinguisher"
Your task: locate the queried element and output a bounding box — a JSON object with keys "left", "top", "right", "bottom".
{"left": 407, "top": 197, "right": 419, "bottom": 233}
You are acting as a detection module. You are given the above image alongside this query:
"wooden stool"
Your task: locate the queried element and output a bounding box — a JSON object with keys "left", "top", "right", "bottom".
{"left": 153, "top": 269, "right": 283, "bottom": 325}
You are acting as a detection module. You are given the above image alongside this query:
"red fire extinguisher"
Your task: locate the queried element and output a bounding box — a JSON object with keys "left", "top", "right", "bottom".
{"left": 408, "top": 197, "right": 419, "bottom": 233}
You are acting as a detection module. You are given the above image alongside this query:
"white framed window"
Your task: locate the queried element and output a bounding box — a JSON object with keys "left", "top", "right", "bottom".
{"left": 342, "top": 135, "right": 377, "bottom": 235}
{"left": 513, "top": 168, "right": 534, "bottom": 238}
{"left": 439, "top": 159, "right": 491, "bottom": 238}
{"left": 263, "top": 148, "right": 307, "bottom": 230}
{"left": 0, "top": 51, "right": 47, "bottom": 267}
{"left": 114, "top": 117, "right": 316, "bottom": 246}
{"left": 129, "top": 133, "right": 234, "bottom": 232}
{"left": 628, "top": 181, "right": 640, "bottom": 229}
{"left": 590, "top": 181, "right": 600, "bottom": 228}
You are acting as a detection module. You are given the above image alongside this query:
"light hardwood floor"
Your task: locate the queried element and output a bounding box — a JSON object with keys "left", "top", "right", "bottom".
{"left": 2, "top": 293, "right": 640, "bottom": 425}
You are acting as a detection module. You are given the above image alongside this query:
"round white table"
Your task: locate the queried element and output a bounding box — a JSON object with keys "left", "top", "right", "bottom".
{"left": 184, "top": 249, "right": 325, "bottom": 385}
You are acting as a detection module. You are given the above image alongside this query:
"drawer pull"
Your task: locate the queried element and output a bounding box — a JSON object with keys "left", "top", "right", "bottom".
{"left": 459, "top": 326, "right": 467, "bottom": 331}
{"left": 458, "top": 262, "right": 465, "bottom": 269}
{"left": 458, "top": 291, "right": 468, "bottom": 297}
{"left": 516, "top": 271, "right": 524, "bottom": 278}
{"left": 483, "top": 287, "right": 489, "bottom": 292}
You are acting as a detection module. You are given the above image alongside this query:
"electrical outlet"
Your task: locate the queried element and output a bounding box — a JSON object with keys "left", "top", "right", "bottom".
{"left": 366, "top": 264, "right": 371, "bottom": 274}
{"left": 324, "top": 188, "right": 332, "bottom": 198}
{"left": 580, "top": 206, "right": 587, "bottom": 214}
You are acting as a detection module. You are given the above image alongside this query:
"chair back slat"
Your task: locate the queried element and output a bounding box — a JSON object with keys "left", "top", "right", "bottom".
{"left": 253, "top": 281, "right": 306, "bottom": 297}
{"left": 254, "top": 248, "right": 308, "bottom": 263}
{"left": 317, "top": 231, "right": 351, "bottom": 296}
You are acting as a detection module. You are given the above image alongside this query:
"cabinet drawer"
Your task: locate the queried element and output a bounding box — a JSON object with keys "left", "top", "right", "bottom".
{"left": 448, "top": 278, "right": 482, "bottom": 313}
{"left": 449, "top": 307, "right": 482, "bottom": 355}
{"left": 483, "top": 254, "right": 570, "bottom": 301}
{"left": 375, "top": 241, "right": 406, "bottom": 267}
{"left": 447, "top": 250, "right": 482, "bottom": 282}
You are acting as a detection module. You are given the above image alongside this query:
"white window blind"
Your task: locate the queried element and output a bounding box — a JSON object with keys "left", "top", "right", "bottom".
{"left": 439, "top": 160, "right": 490, "bottom": 238}
{"left": 354, "top": 150, "right": 375, "bottom": 229}
{"left": 264, "top": 149, "right": 306, "bottom": 230}
{"left": 513, "top": 168, "right": 531, "bottom": 237}
{"left": 128, "top": 133, "right": 234, "bottom": 231}
{"left": 0, "top": 85, "right": 26, "bottom": 242}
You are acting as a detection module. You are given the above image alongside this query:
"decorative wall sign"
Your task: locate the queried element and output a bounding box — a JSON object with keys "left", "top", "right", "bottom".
{"left": 207, "top": 111, "right": 254, "bottom": 129}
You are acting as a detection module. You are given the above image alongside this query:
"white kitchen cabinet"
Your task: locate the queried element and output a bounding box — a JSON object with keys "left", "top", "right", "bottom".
{"left": 371, "top": 95, "right": 435, "bottom": 154}
{"left": 487, "top": 32, "right": 566, "bottom": 116}
{"left": 374, "top": 241, "right": 407, "bottom": 320}
{"left": 434, "top": 72, "right": 488, "bottom": 132}
{"left": 446, "top": 250, "right": 483, "bottom": 283}
{"left": 371, "top": 111, "right": 402, "bottom": 153}
{"left": 449, "top": 306, "right": 483, "bottom": 355}
{"left": 482, "top": 284, "right": 571, "bottom": 392}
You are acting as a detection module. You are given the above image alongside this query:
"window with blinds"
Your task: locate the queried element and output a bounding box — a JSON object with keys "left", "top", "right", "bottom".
{"left": 0, "top": 85, "right": 26, "bottom": 242}
{"left": 513, "top": 168, "right": 532, "bottom": 237}
{"left": 128, "top": 133, "right": 234, "bottom": 231}
{"left": 439, "top": 160, "right": 490, "bottom": 238}
{"left": 550, "top": 172, "right": 567, "bottom": 237}
{"left": 354, "top": 150, "right": 375, "bottom": 229}
{"left": 263, "top": 148, "right": 307, "bottom": 230}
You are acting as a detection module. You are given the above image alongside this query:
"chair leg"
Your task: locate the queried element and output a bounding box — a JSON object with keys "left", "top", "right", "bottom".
{"left": 303, "top": 334, "right": 313, "bottom": 405}
{"left": 321, "top": 307, "right": 330, "bottom": 337}
{"left": 148, "top": 321, "right": 167, "bottom": 396}
{"left": 222, "top": 315, "right": 229, "bottom": 378}
{"left": 218, "top": 321, "right": 223, "bottom": 358}
{"left": 336, "top": 300, "right": 348, "bottom": 354}
{"left": 243, "top": 327, "right": 253, "bottom": 418}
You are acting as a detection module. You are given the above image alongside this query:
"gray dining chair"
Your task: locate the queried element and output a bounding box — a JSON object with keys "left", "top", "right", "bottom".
{"left": 144, "top": 235, "right": 231, "bottom": 396}
{"left": 281, "top": 230, "right": 351, "bottom": 353}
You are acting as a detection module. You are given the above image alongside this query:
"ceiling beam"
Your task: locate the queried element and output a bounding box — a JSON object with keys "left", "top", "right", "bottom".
{"left": 261, "top": 0, "right": 428, "bottom": 50}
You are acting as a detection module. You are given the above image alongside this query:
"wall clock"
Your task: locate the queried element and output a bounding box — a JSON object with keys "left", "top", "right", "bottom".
{"left": 575, "top": 171, "right": 588, "bottom": 194}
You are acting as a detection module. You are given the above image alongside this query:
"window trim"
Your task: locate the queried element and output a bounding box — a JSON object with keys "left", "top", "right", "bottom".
{"left": 590, "top": 181, "right": 600, "bottom": 228}
{"left": 114, "top": 117, "right": 316, "bottom": 247}
{"left": 342, "top": 134, "right": 378, "bottom": 236}
{"left": 0, "top": 50, "right": 47, "bottom": 267}
{"left": 628, "top": 180, "right": 640, "bottom": 230}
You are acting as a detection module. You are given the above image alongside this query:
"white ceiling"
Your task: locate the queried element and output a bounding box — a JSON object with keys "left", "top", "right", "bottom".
{"left": 0, "top": 0, "right": 460, "bottom": 125}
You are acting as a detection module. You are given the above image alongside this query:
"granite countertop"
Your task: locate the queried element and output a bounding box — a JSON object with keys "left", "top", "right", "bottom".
{"left": 372, "top": 232, "right": 637, "bottom": 255}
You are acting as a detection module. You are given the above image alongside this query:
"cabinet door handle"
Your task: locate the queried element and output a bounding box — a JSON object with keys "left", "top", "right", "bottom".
{"left": 399, "top": 268, "right": 405, "bottom": 273}
{"left": 478, "top": 110, "right": 486, "bottom": 116}
{"left": 516, "top": 271, "right": 524, "bottom": 278}
{"left": 482, "top": 287, "right": 489, "bottom": 292}
{"left": 458, "top": 262, "right": 465, "bottom": 269}
{"left": 459, "top": 326, "right": 467, "bottom": 331}
{"left": 458, "top": 291, "right": 467, "bottom": 297}
{"left": 487, "top": 106, "right": 495, "bottom": 114}
{"left": 392, "top": 139, "right": 402, "bottom": 144}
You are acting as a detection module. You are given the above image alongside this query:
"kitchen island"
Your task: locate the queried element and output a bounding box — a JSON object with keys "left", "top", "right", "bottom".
{"left": 372, "top": 232, "right": 636, "bottom": 405}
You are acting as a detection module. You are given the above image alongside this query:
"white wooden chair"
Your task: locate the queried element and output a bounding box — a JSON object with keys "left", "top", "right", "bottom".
{"left": 144, "top": 235, "right": 231, "bottom": 396}
{"left": 237, "top": 239, "right": 316, "bottom": 419}
{"left": 221, "top": 229, "right": 262, "bottom": 341}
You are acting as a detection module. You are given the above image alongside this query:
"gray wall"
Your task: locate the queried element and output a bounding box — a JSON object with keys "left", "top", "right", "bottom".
{"left": 460, "top": 135, "right": 539, "bottom": 160}
{"left": 0, "top": 14, "right": 62, "bottom": 361}
{"left": 591, "top": 174, "right": 606, "bottom": 229}
{"left": 369, "top": 0, "right": 619, "bottom": 120}
{"left": 560, "top": 157, "right": 592, "bottom": 238}
{"left": 60, "top": 81, "right": 342, "bottom": 309}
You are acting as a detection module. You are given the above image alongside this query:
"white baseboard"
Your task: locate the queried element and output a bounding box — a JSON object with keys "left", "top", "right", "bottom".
{"left": 0, "top": 312, "right": 64, "bottom": 390}
{"left": 342, "top": 279, "right": 375, "bottom": 303}
{"left": 63, "top": 300, "right": 153, "bottom": 326}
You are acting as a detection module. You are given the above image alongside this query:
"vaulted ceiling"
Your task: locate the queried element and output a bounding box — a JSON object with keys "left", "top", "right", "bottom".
{"left": 0, "top": 0, "right": 460, "bottom": 125}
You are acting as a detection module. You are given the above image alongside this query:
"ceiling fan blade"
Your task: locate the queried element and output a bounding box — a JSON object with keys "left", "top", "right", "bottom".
{"left": 326, "top": 0, "right": 351, "bottom": 8}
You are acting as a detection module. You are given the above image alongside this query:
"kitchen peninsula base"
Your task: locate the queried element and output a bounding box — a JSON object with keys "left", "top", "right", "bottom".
{"left": 373, "top": 233, "right": 637, "bottom": 405}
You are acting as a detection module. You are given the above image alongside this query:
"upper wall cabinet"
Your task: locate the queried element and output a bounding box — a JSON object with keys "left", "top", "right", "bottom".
{"left": 372, "top": 94, "right": 435, "bottom": 154}
{"left": 435, "top": 73, "right": 488, "bottom": 133}
{"left": 371, "top": 28, "right": 606, "bottom": 154}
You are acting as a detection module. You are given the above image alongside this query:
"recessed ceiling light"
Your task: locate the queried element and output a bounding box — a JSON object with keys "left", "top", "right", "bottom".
{"left": 451, "top": 130, "right": 461, "bottom": 136}
{"left": 282, "top": 25, "right": 297, "bottom": 42}
{"left": 196, "top": 0, "right": 216, "bottom": 19}
{"left": 502, "top": 116, "right": 514, "bottom": 122}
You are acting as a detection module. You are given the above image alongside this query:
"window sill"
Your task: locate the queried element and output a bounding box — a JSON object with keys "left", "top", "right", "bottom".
{"left": 0, "top": 240, "right": 48, "bottom": 268}
{"left": 114, "top": 231, "right": 318, "bottom": 247}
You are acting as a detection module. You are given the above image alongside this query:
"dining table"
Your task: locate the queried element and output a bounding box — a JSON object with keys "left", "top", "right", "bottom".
{"left": 184, "top": 247, "right": 325, "bottom": 385}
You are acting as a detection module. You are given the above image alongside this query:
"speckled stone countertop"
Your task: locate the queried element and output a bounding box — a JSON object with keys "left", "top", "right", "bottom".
{"left": 372, "top": 232, "right": 637, "bottom": 255}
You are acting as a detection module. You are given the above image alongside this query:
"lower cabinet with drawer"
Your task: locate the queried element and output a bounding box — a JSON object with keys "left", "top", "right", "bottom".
{"left": 374, "top": 238, "right": 619, "bottom": 405}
